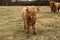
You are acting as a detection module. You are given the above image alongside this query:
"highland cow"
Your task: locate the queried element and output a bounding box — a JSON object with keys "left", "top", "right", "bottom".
{"left": 50, "top": 1, "right": 60, "bottom": 13}
{"left": 22, "top": 6, "right": 39, "bottom": 34}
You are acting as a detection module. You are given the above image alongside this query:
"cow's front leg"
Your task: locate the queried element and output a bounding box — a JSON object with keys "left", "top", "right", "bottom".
{"left": 32, "top": 19, "right": 37, "bottom": 35}
{"left": 24, "top": 20, "right": 30, "bottom": 34}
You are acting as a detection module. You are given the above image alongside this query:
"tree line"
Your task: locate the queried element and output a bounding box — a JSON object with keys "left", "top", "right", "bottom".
{"left": 0, "top": 0, "right": 60, "bottom": 6}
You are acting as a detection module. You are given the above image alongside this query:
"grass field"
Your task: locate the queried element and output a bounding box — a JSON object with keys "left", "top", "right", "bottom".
{"left": 0, "top": 6, "right": 60, "bottom": 40}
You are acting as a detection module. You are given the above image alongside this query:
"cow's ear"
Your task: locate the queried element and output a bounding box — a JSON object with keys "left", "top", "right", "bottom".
{"left": 26, "top": 7, "right": 29, "bottom": 11}
{"left": 37, "top": 8, "right": 40, "bottom": 10}
{"left": 37, "top": 8, "right": 39, "bottom": 11}
{"left": 26, "top": 8, "right": 28, "bottom": 12}
{"left": 26, "top": 7, "right": 30, "bottom": 13}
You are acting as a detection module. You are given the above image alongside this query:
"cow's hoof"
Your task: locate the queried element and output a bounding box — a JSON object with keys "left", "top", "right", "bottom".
{"left": 33, "top": 32, "right": 37, "bottom": 35}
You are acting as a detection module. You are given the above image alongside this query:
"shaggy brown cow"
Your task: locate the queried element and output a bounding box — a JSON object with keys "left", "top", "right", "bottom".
{"left": 22, "top": 6, "right": 39, "bottom": 34}
{"left": 50, "top": 1, "right": 60, "bottom": 13}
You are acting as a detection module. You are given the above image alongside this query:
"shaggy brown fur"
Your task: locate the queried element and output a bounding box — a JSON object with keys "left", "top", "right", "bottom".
{"left": 22, "top": 6, "right": 39, "bottom": 34}
{"left": 50, "top": 1, "right": 60, "bottom": 13}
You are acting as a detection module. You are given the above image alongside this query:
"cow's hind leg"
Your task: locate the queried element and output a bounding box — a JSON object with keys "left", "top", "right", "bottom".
{"left": 24, "top": 21, "right": 26, "bottom": 30}
{"left": 58, "top": 9, "right": 59, "bottom": 12}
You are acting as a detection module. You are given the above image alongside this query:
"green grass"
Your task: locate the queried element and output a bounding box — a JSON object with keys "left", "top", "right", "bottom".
{"left": 0, "top": 6, "right": 60, "bottom": 40}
